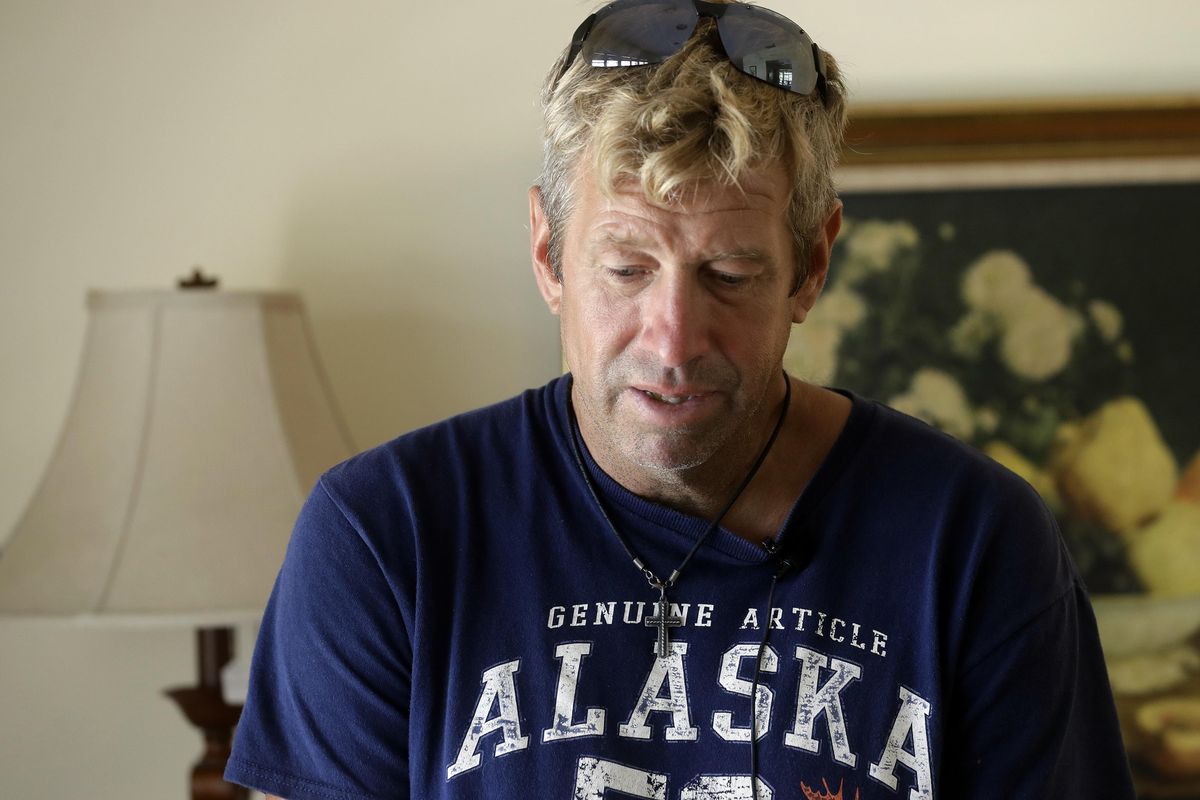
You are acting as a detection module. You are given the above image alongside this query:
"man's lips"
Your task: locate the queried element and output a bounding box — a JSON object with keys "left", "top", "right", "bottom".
{"left": 619, "top": 383, "right": 726, "bottom": 427}
{"left": 631, "top": 386, "right": 713, "bottom": 405}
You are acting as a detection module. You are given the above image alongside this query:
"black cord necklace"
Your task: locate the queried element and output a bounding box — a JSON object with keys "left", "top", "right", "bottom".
{"left": 566, "top": 373, "right": 792, "bottom": 659}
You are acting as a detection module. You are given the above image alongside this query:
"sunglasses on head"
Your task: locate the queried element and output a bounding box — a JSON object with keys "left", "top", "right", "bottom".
{"left": 557, "top": 0, "right": 828, "bottom": 102}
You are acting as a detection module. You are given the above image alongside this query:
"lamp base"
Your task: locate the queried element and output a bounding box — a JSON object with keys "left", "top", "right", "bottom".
{"left": 165, "top": 627, "right": 248, "bottom": 800}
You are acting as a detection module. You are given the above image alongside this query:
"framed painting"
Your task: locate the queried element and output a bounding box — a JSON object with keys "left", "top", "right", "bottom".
{"left": 784, "top": 98, "right": 1200, "bottom": 796}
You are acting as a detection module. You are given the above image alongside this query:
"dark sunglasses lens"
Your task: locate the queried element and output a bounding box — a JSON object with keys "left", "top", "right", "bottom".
{"left": 585, "top": 0, "right": 698, "bottom": 67}
{"left": 717, "top": 5, "right": 818, "bottom": 94}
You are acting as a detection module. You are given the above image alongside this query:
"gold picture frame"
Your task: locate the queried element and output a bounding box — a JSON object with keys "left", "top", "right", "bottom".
{"left": 842, "top": 96, "right": 1200, "bottom": 165}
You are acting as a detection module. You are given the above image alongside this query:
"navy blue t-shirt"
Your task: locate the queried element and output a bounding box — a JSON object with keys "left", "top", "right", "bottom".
{"left": 226, "top": 376, "right": 1134, "bottom": 799}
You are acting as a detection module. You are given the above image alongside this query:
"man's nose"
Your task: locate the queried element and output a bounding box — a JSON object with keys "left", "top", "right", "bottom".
{"left": 638, "top": 272, "right": 710, "bottom": 369}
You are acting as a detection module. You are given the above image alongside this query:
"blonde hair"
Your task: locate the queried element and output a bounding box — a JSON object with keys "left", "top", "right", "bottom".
{"left": 538, "top": 6, "right": 847, "bottom": 292}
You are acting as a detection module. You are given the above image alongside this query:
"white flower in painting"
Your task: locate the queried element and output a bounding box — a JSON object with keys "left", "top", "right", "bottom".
{"left": 976, "top": 406, "right": 1001, "bottom": 436}
{"left": 846, "top": 220, "right": 920, "bottom": 270}
{"left": 889, "top": 368, "right": 975, "bottom": 439}
{"left": 784, "top": 322, "right": 843, "bottom": 385}
{"left": 961, "top": 250, "right": 1033, "bottom": 316}
{"left": 784, "top": 285, "right": 868, "bottom": 384}
{"left": 999, "top": 286, "right": 1084, "bottom": 381}
{"left": 1089, "top": 299, "right": 1124, "bottom": 343}
{"left": 939, "top": 222, "right": 956, "bottom": 241}
{"left": 948, "top": 310, "right": 997, "bottom": 360}
{"left": 839, "top": 219, "right": 919, "bottom": 285}
{"left": 956, "top": 248, "right": 1089, "bottom": 379}
{"left": 811, "top": 286, "right": 867, "bottom": 329}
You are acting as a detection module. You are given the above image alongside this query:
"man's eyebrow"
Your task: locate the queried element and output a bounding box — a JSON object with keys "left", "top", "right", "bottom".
{"left": 592, "top": 232, "right": 771, "bottom": 263}
{"left": 592, "top": 231, "right": 652, "bottom": 249}
{"left": 706, "top": 248, "right": 771, "bottom": 264}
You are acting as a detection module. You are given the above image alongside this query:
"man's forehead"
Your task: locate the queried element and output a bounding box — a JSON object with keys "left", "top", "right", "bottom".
{"left": 572, "top": 165, "right": 791, "bottom": 234}
{"left": 602, "top": 166, "right": 789, "bottom": 211}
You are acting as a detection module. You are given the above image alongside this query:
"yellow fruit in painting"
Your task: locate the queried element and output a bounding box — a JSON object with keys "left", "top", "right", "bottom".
{"left": 1106, "top": 645, "right": 1200, "bottom": 695}
{"left": 1136, "top": 697, "right": 1200, "bottom": 778}
{"left": 1178, "top": 451, "right": 1200, "bottom": 505}
{"left": 983, "top": 441, "right": 1061, "bottom": 510}
{"left": 1130, "top": 503, "right": 1200, "bottom": 597}
{"left": 1051, "top": 398, "right": 1178, "bottom": 533}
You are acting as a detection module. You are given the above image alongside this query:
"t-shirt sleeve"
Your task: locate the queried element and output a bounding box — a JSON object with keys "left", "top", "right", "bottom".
{"left": 939, "top": 480, "right": 1135, "bottom": 797}
{"left": 225, "top": 477, "right": 413, "bottom": 800}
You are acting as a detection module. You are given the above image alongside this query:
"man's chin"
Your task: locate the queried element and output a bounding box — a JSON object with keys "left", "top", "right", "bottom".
{"left": 621, "top": 431, "right": 725, "bottom": 475}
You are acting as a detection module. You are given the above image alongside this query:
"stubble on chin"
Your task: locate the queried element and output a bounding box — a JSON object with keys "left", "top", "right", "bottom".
{"left": 589, "top": 385, "right": 740, "bottom": 478}
{"left": 620, "top": 430, "right": 715, "bottom": 475}
{"left": 575, "top": 353, "right": 775, "bottom": 485}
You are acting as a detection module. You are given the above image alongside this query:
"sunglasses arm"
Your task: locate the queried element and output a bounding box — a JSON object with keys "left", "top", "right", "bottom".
{"left": 558, "top": 14, "right": 600, "bottom": 86}
{"left": 811, "top": 43, "right": 828, "bottom": 105}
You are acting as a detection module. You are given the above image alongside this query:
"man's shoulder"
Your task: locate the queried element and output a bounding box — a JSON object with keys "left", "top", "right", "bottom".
{"left": 857, "top": 393, "right": 1039, "bottom": 504}
{"left": 861, "top": 392, "right": 1073, "bottom": 574}
{"left": 844, "top": 395, "right": 1078, "bottom": 635}
{"left": 320, "top": 376, "right": 567, "bottom": 500}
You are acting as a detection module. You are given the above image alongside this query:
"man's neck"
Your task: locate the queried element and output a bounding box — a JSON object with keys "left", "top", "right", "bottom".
{"left": 577, "top": 378, "right": 851, "bottom": 544}
{"left": 718, "top": 382, "right": 851, "bottom": 542}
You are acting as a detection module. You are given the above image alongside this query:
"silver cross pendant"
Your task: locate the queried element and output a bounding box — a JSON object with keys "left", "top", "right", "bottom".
{"left": 644, "top": 584, "right": 684, "bottom": 658}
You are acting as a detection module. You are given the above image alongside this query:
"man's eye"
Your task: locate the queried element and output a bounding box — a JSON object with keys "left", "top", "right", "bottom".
{"left": 713, "top": 272, "right": 750, "bottom": 287}
{"left": 606, "top": 267, "right": 643, "bottom": 280}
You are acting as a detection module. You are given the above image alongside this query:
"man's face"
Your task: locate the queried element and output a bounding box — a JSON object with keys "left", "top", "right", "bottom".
{"left": 531, "top": 161, "right": 834, "bottom": 481}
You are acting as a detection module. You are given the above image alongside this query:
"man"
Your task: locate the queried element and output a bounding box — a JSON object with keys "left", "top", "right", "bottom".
{"left": 227, "top": 2, "right": 1135, "bottom": 798}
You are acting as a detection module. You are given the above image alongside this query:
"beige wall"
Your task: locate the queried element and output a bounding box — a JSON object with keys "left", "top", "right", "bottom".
{"left": 1, "top": 1, "right": 1197, "bottom": 797}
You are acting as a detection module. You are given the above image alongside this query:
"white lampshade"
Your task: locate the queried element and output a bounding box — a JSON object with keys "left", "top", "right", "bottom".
{"left": 0, "top": 289, "right": 354, "bottom": 625}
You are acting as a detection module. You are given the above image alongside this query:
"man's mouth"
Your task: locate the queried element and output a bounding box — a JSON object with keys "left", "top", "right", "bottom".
{"left": 641, "top": 389, "right": 700, "bottom": 405}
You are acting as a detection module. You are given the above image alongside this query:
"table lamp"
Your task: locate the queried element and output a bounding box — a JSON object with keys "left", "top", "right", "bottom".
{"left": 0, "top": 274, "right": 354, "bottom": 799}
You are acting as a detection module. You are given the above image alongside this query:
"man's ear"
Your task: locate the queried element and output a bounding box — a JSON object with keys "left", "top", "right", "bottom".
{"left": 529, "top": 186, "right": 562, "bottom": 316}
{"left": 791, "top": 201, "right": 843, "bottom": 324}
